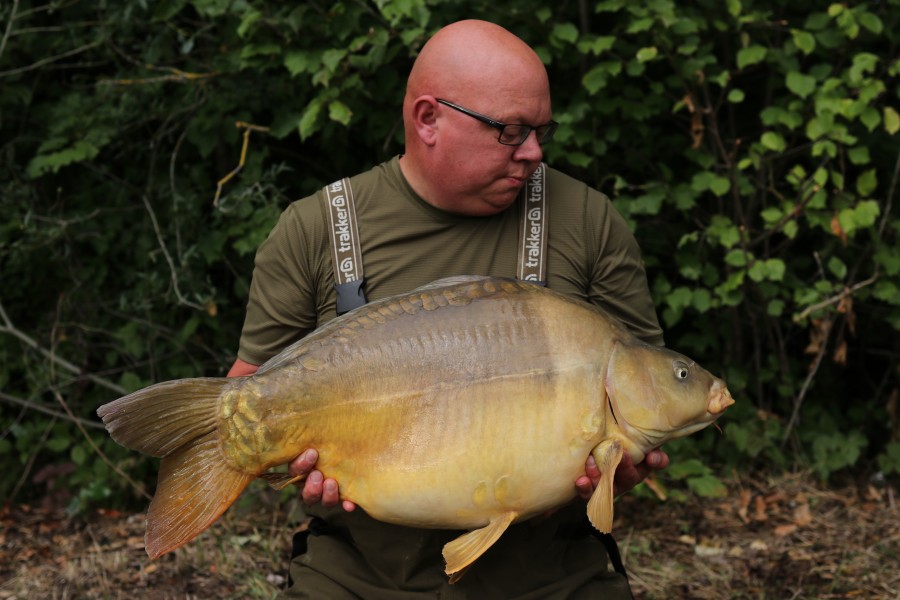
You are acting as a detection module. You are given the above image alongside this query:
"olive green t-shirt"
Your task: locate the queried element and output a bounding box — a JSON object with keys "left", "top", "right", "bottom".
{"left": 238, "top": 156, "right": 662, "bottom": 365}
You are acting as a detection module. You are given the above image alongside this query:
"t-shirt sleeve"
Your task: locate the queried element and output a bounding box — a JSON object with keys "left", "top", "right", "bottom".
{"left": 237, "top": 200, "right": 323, "bottom": 365}
{"left": 585, "top": 189, "right": 665, "bottom": 347}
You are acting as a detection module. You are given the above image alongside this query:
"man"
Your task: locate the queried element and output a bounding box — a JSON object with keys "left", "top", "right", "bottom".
{"left": 229, "top": 19, "right": 669, "bottom": 599}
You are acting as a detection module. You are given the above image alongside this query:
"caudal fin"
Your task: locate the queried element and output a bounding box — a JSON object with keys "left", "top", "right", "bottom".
{"left": 98, "top": 378, "right": 254, "bottom": 558}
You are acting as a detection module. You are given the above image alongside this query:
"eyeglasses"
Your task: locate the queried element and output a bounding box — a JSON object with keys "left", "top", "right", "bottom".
{"left": 436, "top": 98, "right": 558, "bottom": 146}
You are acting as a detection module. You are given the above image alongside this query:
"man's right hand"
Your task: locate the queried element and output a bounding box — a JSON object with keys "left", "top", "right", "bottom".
{"left": 289, "top": 448, "right": 357, "bottom": 512}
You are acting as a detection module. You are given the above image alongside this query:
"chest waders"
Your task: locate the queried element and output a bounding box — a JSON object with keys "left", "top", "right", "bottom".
{"left": 301, "top": 163, "right": 631, "bottom": 592}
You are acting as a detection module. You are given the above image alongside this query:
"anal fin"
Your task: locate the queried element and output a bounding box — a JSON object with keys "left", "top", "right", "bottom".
{"left": 443, "top": 511, "right": 517, "bottom": 582}
{"left": 586, "top": 439, "right": 624, "bottom": 533}
{"left": 258, "top": 472, "right": 307, "bottom": 491}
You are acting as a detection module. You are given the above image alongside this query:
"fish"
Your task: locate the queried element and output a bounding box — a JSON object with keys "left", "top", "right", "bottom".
{"left": 97, "top": 275, "right": 734, "bottom": 580}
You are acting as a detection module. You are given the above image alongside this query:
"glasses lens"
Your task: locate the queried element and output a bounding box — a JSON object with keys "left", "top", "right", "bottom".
{"left": 535, "top": 122, "right": 558, "bottom": 144}
{"left": 498, "top": 125, "right": 529, "bottom": 146}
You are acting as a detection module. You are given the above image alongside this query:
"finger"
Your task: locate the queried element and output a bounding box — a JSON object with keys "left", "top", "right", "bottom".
{"left": 301, "top": 470, "right": 324, "bottom": 504}
{"left": 574, "top": 475, "right": 594, "bottom": 501}
{"left": 289, "top": 448, "right": 319, "bottom": 477}
{"left": 320, "top": 478, "right": 340, "bottom": 508}
{"left": 342, "top": 500, "right": 357, "bottom": 512}
{"left": 645, "top": 449, "right": 670, "bottom": 471}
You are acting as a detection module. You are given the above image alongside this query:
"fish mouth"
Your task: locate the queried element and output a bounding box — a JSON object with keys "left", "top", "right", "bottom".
{"left": 707, "top": 380, "right": 735, "bottom": 416}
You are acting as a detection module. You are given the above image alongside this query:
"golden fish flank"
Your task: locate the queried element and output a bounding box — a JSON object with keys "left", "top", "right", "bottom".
{"left": 97, "top": 275, "right": 734, "bottom": 580}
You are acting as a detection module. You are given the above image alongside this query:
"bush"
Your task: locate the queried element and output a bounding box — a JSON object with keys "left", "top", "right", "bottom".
{"left": 1, "top": 0, "right": 897, "bottom": 509}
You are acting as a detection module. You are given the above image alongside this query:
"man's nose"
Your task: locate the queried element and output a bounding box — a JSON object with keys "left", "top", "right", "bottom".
{"left": 512, "top": 130, "right": 543, "bottom": 162}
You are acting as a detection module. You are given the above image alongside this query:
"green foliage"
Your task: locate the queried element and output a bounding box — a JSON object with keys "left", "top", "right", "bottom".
{"left": 1, "top": 0, "right": 898, "bottom": 509}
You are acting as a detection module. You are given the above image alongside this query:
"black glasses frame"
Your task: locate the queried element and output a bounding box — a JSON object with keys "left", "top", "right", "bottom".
{"left": 435, "top": 98, "right": 558, "bottom": 146}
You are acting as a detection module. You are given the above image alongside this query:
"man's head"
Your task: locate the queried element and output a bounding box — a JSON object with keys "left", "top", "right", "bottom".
{"left": 400, "top": 20, "right": 553, "bottom": 216}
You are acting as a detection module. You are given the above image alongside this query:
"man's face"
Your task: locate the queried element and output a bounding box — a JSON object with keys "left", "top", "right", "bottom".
{"left": 433, "top": 91, "right": 553, "bottom": 216}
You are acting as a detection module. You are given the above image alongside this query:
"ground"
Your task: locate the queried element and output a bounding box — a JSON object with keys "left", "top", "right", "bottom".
{"left": 1, "top": 472, "right": 897, "bottom": 600}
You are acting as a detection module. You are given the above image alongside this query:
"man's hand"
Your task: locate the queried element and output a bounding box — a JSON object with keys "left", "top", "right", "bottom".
{"left": 574, "top": 449, "right": 669, "bottom": 500}
{"left": 288, "top": 449, "right": 356, "bottom": 512}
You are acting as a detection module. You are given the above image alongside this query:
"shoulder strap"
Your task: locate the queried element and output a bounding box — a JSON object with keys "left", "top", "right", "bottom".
{"left": 323, "top": 178, "right": 367, "bottom": 315}
{"left": 517, "top": 162, "right": 548, "bottom": 286}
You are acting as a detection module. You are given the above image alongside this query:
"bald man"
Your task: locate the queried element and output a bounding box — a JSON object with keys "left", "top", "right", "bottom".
{"left": 229, "top": 20, "right": 668, "bottom": 599}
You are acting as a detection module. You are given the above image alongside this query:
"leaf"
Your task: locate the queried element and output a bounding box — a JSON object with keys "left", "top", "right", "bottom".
{"left": 884, "top": 107, "right": 900, "bottom": 135}
{"left": 582, "top": 65, "right": 609, "bottom": 95}
{"left": 761, "top": 131, "right": 786, "bottom": 152}
{"left": 786, "top": 71, "right": 817, "bottom": 98}
{"left": 283, "top": 50, "right": 319, "bottom": 76}
{"left": 578, "top": 35, "right": 616, "bottom": 56}
{"left": 328, "top": 100, "right": 353, "bottom": 126}
{"left": 847, "top": 146, "right": 871, "bottom": 165}
{"left": 856, "top": 169, "right": 877, "bottom": 197}
{"left": 298, "top": 99, "right": 323, "bottom": 141}
{"left": 26, "top": 140, "right": 100, "bottom": 178}
{"left": 857, "top": 11, "right": 883, "bottom": 34}
{"left": 727, "top": 89, "right": 745, "bottom": 103}
{"left": 736, "top": 45, "right": 767, "bottom": 69}
{"left": 636, "top": 46, "right": 658, "bottom": 63}
{"left": 791, "top": 30, "right": 816, "bottom": 55}
{"left": 552, "top": 23, "right": 579, "bottom": 44}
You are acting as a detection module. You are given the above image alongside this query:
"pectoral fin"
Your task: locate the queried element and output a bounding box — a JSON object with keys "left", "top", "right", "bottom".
{"left": 443, "top": 511, "right": 517, "bottom": 582}
{"left": 586, "top": 439, "right": 624, "bottom": 533}
{"left": 258, "top": 472, "right": 307, "bottom": 491}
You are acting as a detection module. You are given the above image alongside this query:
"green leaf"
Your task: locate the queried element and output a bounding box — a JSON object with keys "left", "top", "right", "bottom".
{"left": 847, "top": 146, "right": 871, "bottom": 165}
{"left": 827, "top": 256, "right": 847, "bottom": 279}
{"left": 856, "top": 169, "right": 877, "bottom": 197}
{"left": 710, "top": 176, "right": 731, "bottom": 196}
{"left": 857, "top": 11, "right": 883, "bottom": 34}
{"left": 298, "top": 99, "right": 323, "bottom": 141}
{"left": 283, "top": 50, "right": 320, "bottom": 76}
{"left": 786, "top": 71, "right": 817, "bottom": 98}
{"left": 727, "top": 89, "right": 745, "bottom": 103}
{"left": 636, "top": 46, "right": 658, "bottom": 63}
{"left": 857, "top": 101, "right": 881, "bottom": 131}
{"left": 26, "top": 140, "right": 100, "bottom": 178}
{"left": 884, "top": 107, "right": 900, "bottom": 135}
{"left": 736, "top": 45, "right": 767, "bottom": 69}
{"left": 582, "top": 66, "right": 609, "bottom": 95}
{"left": 725, "top": 249, "right": 749, "bottom": 267}
{"left": 791, "top": 30, "right": 816, "bottom": 55}
{"left": 552, "top": 23, "right": 579, "bottom": 44}
{"left": 328, "top": 100, "right": 353, "bottom": 126}
{"left": 578, "top": 35, "right": 616, "bottom": 56}
{"left": 761, "top": 131, "right": 786, "bottom": 152}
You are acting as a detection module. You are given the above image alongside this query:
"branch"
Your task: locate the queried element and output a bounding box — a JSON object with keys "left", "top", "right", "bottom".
{"left": 0, "top": 0, "right": 18, "bottom": 62}
{"left": 782, "top": 317, "right": 832, "bottom": 446}
{"left": 879, "top": 149, "right": 900, "bottom": 240}
{"left": 51, "top": 388, "right": 151, "bottom": 501}
{"left": 0, "top": 40, "right": 102, "bottom": 78}
{"left": 0, "top": 391, "right": 104, "bottom": 430}
{"left": 0, "top": 301, "right": 127, "bottom": 395}
{"left": 792, "top": 274, "right": 879, "bottom": 323}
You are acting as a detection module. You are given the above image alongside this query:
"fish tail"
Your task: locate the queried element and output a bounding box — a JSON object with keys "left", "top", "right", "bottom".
{"left": 98, "top": 378, "right": 254, "bottom": 558}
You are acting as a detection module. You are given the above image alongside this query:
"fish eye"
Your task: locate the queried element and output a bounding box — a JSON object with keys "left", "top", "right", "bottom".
{"left": 673, "top": 361, "right": 690, "bottom": 381}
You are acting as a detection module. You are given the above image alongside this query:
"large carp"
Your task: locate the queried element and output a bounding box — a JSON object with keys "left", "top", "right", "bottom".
{"left": 98, "top": 276, "right": 733, "bottom": 579}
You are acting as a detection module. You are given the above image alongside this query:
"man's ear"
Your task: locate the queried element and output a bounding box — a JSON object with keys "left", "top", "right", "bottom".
{"left": 409, "top": 96, "right": 439, "bottom": 146}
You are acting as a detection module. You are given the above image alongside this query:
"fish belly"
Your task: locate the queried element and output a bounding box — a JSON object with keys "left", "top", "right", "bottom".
{"left": 313, "top": 368, "right": 607, "bottom": 530}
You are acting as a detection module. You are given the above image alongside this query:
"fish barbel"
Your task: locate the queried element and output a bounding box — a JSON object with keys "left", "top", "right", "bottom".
{"left": 98, "top": 276, "right": 734, "bottom": 579}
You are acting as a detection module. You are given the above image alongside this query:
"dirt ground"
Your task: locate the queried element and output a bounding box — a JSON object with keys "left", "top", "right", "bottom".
{"left": 1, "top": 471, "right": 898, "bottom": 600}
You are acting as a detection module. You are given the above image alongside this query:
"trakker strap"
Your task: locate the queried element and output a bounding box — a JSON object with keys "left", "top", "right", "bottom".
{"left": 324, "top": 162, "right": 548, "bottom": 314}
{"left": 323, "top": 178, "right": 366, "bottom": 315}
{"left": 517, "top": 162, "right": 548, "bottom": 286}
